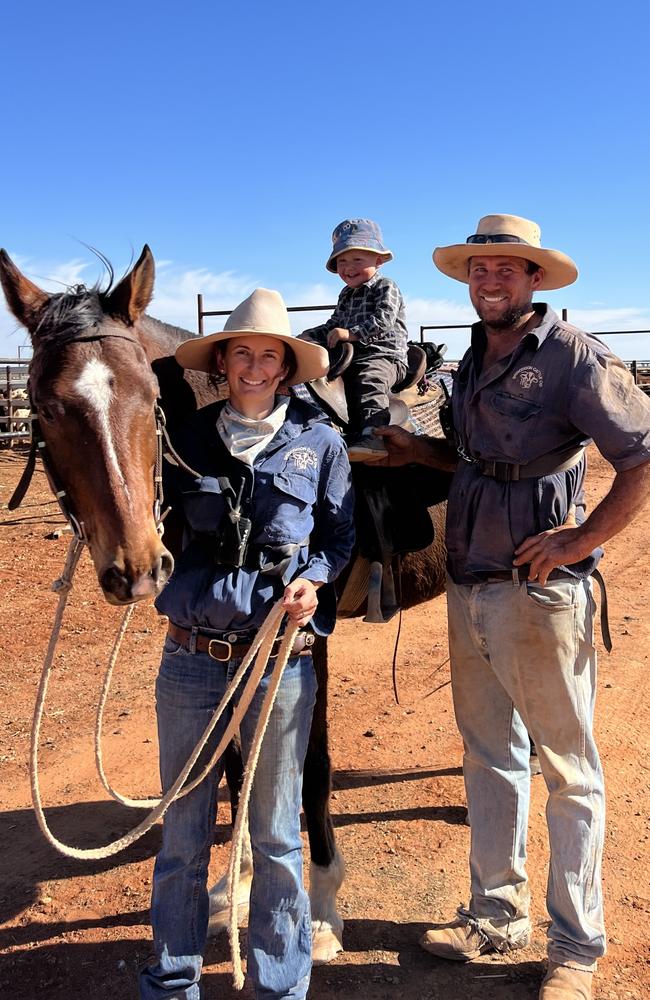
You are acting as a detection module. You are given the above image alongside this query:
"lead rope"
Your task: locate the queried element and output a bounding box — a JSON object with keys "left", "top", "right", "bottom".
{"left": 31, "top": 553, "right": 289, "bottom": 859}
{"left": 31, "top": 538, "right": 297, "bottom": 990}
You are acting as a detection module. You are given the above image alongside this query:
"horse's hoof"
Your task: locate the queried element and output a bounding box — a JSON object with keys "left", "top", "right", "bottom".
{"left": 312, "top": 921, "right": 344, "bottom": 964}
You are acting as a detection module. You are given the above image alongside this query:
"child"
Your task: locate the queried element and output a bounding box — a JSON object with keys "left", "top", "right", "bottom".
{"left": 302, "top": 218, "right": 408, "bottom": 461}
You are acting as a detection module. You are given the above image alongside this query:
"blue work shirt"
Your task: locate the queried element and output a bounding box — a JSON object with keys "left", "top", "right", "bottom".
{"left": 156, "top": 397, "right": 355, "bottom": 635}
{"left": 446, "top": 304, "right": 650, "bottom": 583}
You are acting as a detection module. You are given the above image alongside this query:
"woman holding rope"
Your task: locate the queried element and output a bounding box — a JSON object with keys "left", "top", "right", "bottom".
{"left": 140, "top": 289, "right": 355, "bottom": 1000}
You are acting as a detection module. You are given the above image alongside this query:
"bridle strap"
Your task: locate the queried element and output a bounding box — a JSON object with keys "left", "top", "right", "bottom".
{"left": 7, "top": 435, "right": 39, "bottom": 511}
{"left": 9, "top": 331, "right": 144, "bottom": 541}
{"left": 9, "top": 333, "right": 201, "bottom": 544}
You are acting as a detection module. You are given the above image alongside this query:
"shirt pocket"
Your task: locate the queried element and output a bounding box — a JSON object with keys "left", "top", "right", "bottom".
{"left": 490, "top": 392, "right": 542, "bottom": 421}
{"left": 181, "top": 476, "right": 228, "bottom": 534}
{"left": 262, "top": 471, "right": 317, "bottom": 544}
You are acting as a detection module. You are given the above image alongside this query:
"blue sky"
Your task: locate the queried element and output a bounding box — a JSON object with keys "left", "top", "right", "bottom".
{"left": 2, "top": 0, "right": 649, "bottom": 359}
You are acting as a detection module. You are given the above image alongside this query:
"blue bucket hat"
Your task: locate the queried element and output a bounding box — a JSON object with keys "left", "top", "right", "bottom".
{"left": 326, "top": 218, "right": 394, "bottom": 273}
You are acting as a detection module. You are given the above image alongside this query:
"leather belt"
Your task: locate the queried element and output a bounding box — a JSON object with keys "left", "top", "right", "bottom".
{"left": 167, "top": 621, "right": 315, "bottom": 662}
{"left": 476, "top": 566, "right": 530, "bottom": 584}
{"left": 472, "top": 447, "right": 585, "bottom": 483}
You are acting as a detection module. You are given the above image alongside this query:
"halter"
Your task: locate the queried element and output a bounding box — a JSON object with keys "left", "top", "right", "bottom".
{"left": 7, "top": 331, "right": 186, "bottom": 545}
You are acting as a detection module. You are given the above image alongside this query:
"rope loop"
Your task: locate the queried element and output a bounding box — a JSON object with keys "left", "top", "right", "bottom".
{"left": 31, "top": 556, "right": 299, "bottom": 990}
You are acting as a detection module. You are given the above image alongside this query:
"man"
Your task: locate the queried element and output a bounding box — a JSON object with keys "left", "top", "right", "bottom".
{"left": 376, "top": 214, "right": 650, "bottom": 1000}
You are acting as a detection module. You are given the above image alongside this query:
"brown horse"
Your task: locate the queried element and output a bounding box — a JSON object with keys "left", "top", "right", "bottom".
{"left": 0, "top": 245, "right": 449, "bottom": 962}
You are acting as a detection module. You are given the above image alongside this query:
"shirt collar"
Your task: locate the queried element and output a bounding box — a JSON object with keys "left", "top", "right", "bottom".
{"left": 341, "top": 271, "right": 382, "bottom": 295}
{"left": 470, "top": 302, "right": 558, "bottom": 356}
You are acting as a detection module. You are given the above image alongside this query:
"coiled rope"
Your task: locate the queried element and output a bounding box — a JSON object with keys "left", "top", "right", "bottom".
{"left": 30, "top": 536, "right": 298, "bottom": 988}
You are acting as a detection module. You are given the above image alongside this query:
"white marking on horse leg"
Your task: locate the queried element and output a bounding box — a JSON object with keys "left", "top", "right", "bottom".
{"left": 73, "top": 358, "right": 130, "bottom": 502}
{"left": 310, "top": 848, "right": 345, "bottom": 964}
{"left": 207, "top": 828, "right": 253, "bottom": 935}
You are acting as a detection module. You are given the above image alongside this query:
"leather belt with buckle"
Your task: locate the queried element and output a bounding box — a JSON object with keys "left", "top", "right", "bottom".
{"left": 166, "top": 621, "right": 315, "bottom": 661}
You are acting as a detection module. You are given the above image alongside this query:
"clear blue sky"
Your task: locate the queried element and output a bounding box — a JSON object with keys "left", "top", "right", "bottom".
{"left": 2, "top": 0, "right": 649, "bottom": 359}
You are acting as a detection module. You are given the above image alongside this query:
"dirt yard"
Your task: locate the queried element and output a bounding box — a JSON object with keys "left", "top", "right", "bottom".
{"left": 0, "top": 446, "right": 648, "bottom": 1000}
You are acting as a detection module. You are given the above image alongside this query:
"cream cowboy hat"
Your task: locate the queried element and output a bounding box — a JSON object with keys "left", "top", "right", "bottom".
{"left": 433, "top": 214, "right": 578, "bottom": 290}
{"left": 175, "top": 288, "right": 329, "bottom": 385}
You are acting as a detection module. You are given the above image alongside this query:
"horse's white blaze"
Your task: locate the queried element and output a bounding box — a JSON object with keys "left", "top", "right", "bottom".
{"left": 74, "top": 358, "right": 130, "bottom": 501}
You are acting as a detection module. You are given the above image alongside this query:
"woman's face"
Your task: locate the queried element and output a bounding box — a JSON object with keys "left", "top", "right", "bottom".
{"left": 216, "top": 335, "right": 288, "bottom": 407}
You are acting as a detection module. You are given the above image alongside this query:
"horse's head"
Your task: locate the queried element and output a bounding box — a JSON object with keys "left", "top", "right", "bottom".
{"left": 0, "top": 245, "right": 174, "bottom": 604}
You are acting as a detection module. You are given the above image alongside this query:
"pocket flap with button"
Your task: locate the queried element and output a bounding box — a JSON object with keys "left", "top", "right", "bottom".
{"left": 490, "top": 392, "right": 541, "bottom": 420}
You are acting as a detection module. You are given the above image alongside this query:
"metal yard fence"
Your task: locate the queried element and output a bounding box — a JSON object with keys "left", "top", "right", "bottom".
{"left": 2, "top": 302, "right": 650, "bottom": 447}
{"left": 0, "top": 358, "right": 32, "bottom": 445}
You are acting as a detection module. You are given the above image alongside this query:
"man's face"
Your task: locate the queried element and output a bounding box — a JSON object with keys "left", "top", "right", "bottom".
{"left": 336, "top": 250, "right": 382, "bottom": 288}
{"left": 468, "top": 255, "right": 544, "bottom": 330}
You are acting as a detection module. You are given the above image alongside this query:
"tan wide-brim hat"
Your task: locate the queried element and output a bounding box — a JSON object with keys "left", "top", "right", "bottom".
{"left": 175, "top": 288, "right": 329, "bottom": 386}
{"left": 433, "top": 214, "right": 578, "bottom": 290}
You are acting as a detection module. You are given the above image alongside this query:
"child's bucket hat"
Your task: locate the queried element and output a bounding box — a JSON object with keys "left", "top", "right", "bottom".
{"left": 326, "top": 218, "right": 393, "bottom": 273}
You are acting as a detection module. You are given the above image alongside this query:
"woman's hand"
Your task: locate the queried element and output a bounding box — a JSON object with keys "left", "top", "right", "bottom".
{"left": 282, "top": 578, "right": 321, "bottom": 627}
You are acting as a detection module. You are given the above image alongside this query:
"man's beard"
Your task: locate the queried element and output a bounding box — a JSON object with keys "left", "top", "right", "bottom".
{"left": 479, "top": 301, "right": 533, "bottom": 331}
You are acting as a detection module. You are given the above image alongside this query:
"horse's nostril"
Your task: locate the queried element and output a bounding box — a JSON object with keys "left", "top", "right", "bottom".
{"left": 100, "top": 563, "right": 129, "bottom": 599}
{"left": 156, "top": 550, "right": 174, "bottom": 585}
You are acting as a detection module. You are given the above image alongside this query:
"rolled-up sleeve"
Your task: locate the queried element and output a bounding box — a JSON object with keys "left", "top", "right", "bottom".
{"left": 568, "top": 347, "right": 650, "bottom": 471}
{"left": 301, "top": 438, "right": 355, "bottom": 583}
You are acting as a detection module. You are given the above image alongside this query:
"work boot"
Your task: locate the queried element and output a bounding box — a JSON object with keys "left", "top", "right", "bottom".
{"left": 539, "top": 962, "right": 593, "bottom": 999}
{"left": 419, "top": 919, "right": 494, "bottom": 961}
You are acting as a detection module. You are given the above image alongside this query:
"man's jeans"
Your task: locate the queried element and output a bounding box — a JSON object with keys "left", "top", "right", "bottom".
{"left": 139, "top": 638, "right": 317, "bottom": 1000}
{"left": 446, "top": 575, "right": 605, "bottom": 970}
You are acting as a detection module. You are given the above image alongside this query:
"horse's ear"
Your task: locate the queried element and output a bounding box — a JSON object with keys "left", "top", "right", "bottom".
{"left": 0, "top": 249, "right": 50, "bottom": 334}
{"left": 105, "top": 244, "right": 155, "bottom": 324}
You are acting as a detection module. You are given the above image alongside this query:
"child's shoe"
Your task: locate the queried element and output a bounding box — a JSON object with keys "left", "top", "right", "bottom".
{"left": 347, "top": 431, "right": 388, "bottom": 462}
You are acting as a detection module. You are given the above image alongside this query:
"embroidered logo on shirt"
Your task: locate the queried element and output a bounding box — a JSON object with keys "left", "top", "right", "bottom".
{"left": 286, "top": 447, "right": 318, "bottom": 472}
{"left": 512, "top": 366, "right": 544, "bottom": 390}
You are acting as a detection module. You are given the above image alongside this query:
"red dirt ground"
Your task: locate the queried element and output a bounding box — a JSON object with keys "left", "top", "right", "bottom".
{"left": 0, "top": 446, "right": 648, "bottom": 1000}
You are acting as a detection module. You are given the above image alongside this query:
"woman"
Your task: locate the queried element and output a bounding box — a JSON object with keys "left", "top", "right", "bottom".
{"left": 139, "top": 288, "right": 355, "bottom": 1000}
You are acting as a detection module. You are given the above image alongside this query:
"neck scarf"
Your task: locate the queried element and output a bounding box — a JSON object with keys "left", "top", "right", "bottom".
{"left": 217, "top": 398, "right": 289, "bottom": 466}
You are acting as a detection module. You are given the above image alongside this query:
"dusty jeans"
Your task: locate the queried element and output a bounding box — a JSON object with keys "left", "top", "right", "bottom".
{"left": 139, "top": 641, "right": 317, "bottom": 1000}
{"left": 446, "top": 574, "right": 605, "bottom": 970}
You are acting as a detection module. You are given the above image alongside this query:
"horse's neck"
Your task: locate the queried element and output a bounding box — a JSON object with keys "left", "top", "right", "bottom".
{"left": 138, "top": 313, "right": 194, "bottom": 362}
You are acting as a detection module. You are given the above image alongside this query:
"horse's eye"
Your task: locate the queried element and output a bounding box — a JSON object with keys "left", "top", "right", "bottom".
{"left": 39, "top": 404, "right": 55, "bottom": 423}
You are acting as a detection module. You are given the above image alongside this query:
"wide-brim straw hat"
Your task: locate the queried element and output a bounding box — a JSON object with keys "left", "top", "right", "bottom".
{"left": 326, "top": 218, "right": 393, "bottom": 273}
{"left": 175, "top": 288, "right": 329, "bottom": 386}
{"left": 433, "top": 214, "right": 578, "bottom": 290}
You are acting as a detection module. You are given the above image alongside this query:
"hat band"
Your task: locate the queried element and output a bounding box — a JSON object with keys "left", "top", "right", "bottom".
{"left": 466, "top": 234, "right": 533, "bottom": 246}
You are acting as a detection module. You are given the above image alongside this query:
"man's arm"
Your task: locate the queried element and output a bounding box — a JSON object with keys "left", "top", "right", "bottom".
{"left": 373, "top": 425, "right": 458, "bottom": 472}
{"left": 514, "top": 458, "right": 650, "bottom": 585}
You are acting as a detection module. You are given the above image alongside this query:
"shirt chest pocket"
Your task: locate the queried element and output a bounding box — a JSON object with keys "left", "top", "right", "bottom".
{"left": 182, "top": 477, "right": 229, "bottom": 534}
{"left": 261, "top": 471, "right": 318, "bottom": 544}
{"left": 490, "top": 392, "right": 542, "bottom": 421}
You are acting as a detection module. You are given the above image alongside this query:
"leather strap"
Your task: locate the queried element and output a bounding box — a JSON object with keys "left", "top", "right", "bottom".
{"left": 167, "top": 621, "right": 314, "bottom": 661}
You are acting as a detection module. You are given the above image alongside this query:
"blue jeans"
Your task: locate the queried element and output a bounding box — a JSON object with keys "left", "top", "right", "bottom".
{"left": 446, "top": 575, "right": 605, "bottom": 970}
{"left": 139, "top": 637, "right": 317, "bottom": 1000}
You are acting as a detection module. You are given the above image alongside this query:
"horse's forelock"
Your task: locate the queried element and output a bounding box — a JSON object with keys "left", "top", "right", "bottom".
{"left": 34, "top": 285, "right": 109, "bottom": 347}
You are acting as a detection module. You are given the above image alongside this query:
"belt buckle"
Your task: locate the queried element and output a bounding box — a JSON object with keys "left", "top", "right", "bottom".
{"left": 207, "top": 638, "right": 232, "bottom": 661}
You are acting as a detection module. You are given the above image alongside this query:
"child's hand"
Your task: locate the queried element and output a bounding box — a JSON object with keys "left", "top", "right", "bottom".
{"left": 327, "top": 327, "right": 351, "bottom": 348}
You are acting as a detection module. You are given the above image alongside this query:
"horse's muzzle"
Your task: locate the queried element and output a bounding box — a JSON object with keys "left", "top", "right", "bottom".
{"left": 99, "top": 550, "right": 174, "bottom": 604}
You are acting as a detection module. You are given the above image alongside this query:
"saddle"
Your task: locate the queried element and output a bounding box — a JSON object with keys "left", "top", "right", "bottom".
{"left": 304, "top": 342, "right": 450, "bottom": 623}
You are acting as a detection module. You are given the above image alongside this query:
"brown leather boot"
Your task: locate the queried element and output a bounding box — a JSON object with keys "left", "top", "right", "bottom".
{"left": 419, "top": 919, "right": 495, "bottom": 961}
{"left": 539, "top": 962, "right": 593, "bottom": 999}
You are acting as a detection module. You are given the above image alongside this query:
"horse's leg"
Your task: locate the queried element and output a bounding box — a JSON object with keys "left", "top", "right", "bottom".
{"left": 207, "top": 737, "right": 253, "bottom": 934}
{"left": 304, "top": 634, "right": 345, "bottom": 963}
